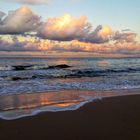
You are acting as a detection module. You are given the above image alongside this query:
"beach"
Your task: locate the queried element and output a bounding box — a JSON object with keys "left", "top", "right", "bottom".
{"left": 0, "top": 0, "right": 140, "bottom": 139}
{"left": 0, "top": 93, "right": 140, "bottom": 140}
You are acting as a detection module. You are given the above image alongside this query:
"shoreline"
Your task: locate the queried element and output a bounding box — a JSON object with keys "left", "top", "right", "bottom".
{"left": 0, "top": 89, "right": 140, "bottom": 120}
{"left": 0, "top": 93, "right": 140, "bottom": 140}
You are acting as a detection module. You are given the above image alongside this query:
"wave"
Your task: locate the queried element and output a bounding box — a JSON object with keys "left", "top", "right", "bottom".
{"left": 0, "top": 64, "right": 71, "bottom": 71}
{"left": 1, "top": 66, "right": 140, "bottom": 81}
{"left": 69, "top": 68, "right": 140, "bottom": 77}
{"left": 0, "top": 63, "right": 140, "bottom": 76}
{"left": 0, "top": 78, "right": 140, "bottom": 95}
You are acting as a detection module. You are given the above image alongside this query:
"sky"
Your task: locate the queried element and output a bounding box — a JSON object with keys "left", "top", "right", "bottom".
{"left": 0, "top": 0, "right": 140, "bottom": 57}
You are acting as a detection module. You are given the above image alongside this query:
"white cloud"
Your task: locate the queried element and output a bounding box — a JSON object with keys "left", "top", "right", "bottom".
{"left": 0, "top": 6, "right": 41, "bottom": 34}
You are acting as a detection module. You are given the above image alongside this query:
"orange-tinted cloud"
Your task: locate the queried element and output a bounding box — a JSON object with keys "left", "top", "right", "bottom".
{"left": 80, "top": 25, "right": 112, "bottom": 43}
{"left": 0, "top": 7, "right": 137, "bottom": 45}
{"left": 38, "top": 14, "right": 91, "bottom": 41}
{"left": 0, "top": 35, "right": 140, "bottom": 56}
{"left": 0, "top": 7, "right": 139, "bottom": 56}
{"left": 38, "top": 14, "right": 112, "bottom": 44}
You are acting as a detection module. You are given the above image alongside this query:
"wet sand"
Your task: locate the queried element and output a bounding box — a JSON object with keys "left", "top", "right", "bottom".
{"left": 0, "top": 94, "right": 140, "bottom": 140}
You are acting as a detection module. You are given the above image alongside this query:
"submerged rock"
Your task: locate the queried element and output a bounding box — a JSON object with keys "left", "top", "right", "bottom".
{"left": 48, "top": 64, "right": 71, "bottom": 69}
{"left": 10, "top": 77, "right": 29, "bottom": 81}
{"left": 12, "top": 65, "right": 33, "bottom": 71}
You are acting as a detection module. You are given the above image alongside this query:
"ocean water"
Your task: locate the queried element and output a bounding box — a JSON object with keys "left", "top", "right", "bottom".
{"left": 0, "top": 56, "right": 140, "bottom": 119}
{"left": 0, "top": 56, "right": 140, "bottom": 94}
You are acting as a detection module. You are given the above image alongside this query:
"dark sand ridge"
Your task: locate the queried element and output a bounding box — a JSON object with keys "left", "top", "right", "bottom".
{"left": 0, "top": 90, "right": 140, "bottom": 140}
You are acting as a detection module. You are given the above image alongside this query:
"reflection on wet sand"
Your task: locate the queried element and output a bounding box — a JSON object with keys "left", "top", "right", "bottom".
{"left": 0, "top": 91, "right": 88, "bottom": 120}
{"left": 0, "top": 89, "right": 137, "bottom": 120}
{"left": 0, "top": 91, "right": 85, "bottom": 111}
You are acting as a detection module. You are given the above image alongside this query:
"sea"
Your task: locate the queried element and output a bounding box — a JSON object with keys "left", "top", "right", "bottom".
{"left": 0, "top": 56, "right": 140, "bottom": 119}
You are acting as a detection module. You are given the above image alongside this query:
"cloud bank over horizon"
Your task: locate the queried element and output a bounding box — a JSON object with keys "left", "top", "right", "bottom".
{"left": 0, "top": 6, "right": 139, "bottom": 56}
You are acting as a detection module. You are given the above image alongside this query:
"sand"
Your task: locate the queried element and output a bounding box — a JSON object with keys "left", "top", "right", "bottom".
{"left": 0, "top": 94, "right": 140, "bottom": 140}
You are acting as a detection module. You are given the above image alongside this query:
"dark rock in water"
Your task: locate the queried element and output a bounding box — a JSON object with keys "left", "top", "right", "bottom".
{"left": 64, "top": 74, "right": 82, "bottom": 78}
{"left": 12, "top": 64, "right": 71, "bottom": 70}
{"left": 12, "top": 77, "right": 21, "bottom": 81}
{"left": 32, "top": 75, "right": 47, "bottom": 79}
{"left": 12, "top": 65, "right": 33, "bottom": 71}
{"left": 10, "top": 77, "right": 29, "bottom": 81}
{"left": 32, "top": 76, "right": 37, "bottom": 79}
{"left": 48, "top": 64, "right": 71, "bottom": 69}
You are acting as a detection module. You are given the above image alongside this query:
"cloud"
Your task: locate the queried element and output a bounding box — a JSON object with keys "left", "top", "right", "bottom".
{"left": 0, "top": 7, "right": 139, "bottom": 56}
{"left": 52, "top": 40, "right": 140, "bottom": 55}
{"left": 0, "top": 36, "right": 40, "bottom": 51}
{"left": 37, "top": 14, "right": 112, "bottom": 44}
{"left": 37, "top": 14, "right": 91, "bottom": 41}
{"left": 0, "top": 6, "right": 41, "bottom": 34}
{"left": 113, "top": 31, "right": 137, "bottom": 43}
{"left": 0, "top": 7, "right": 136, "bottom": 45}
{"left": 80, "top": 25, "right": 112, "bottom": 43}
{"left": 0, "top": 35, "right": 140, "bottom": 56}
{"left": 0, "top": 11, "right": 6, "bottom": 21}
{"left": 4, "top": 0, "right": 48, "bottom": 5}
